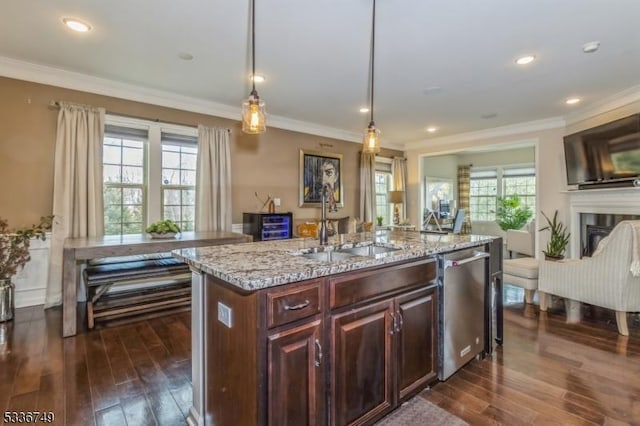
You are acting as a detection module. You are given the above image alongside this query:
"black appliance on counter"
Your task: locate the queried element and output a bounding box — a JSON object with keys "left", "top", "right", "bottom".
{"left": 243, "top": 212, "right": 293, "bottom": 241}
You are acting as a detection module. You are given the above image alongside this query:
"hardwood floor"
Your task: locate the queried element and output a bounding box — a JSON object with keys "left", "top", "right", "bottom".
{"left": 1, "top": 291, "right": 639, "bottom": 425}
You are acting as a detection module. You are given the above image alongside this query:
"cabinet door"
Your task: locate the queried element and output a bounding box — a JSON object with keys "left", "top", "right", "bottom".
{"left": 268, "top": 319, "right": 324, "bottom": 426}
{"left": 396, "top": 286, "right": 438, "bottom": 399}
{"left": 330, "top": 300, "right": 394, "bottom": 426}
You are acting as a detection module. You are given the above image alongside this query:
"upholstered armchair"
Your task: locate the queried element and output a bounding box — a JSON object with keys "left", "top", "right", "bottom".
{"left": 506, "top": 220, "right": 535, "bottom": 258}
{"left": 538, "top": 220, "right": 640, "bottom": 336}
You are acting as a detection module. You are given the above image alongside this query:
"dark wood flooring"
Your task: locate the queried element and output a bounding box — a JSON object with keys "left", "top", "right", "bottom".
{"left": 1, "top": 290, "right": 639, "bottom": 425}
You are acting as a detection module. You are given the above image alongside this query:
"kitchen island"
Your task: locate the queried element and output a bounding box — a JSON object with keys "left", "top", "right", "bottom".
{"left": 173, "top": 230, "right": 502, "bottom": 426}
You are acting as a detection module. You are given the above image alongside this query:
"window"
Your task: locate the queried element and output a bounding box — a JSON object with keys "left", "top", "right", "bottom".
{"left": 470, "top": 170, "right": 497, "bottom": 222}
{"left": 103, "top": 125, "right": 147, "bottom": 235}
{"left": 503, "top": 167, "right": 536, "bottom": 215}
{"left": 102, "top": 118, "right": 198, "bottom": 236}
{"left": 469, "top": 166, "right": 535, "bottom": 222}
{"left": 161, "top": 133, "right": 197, "bottom": 231}
{"left": 375, "top": 171, "right": 392, "bottom": 224}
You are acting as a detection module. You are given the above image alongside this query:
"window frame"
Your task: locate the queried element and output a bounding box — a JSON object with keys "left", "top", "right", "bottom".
{"left": 103, "top": 115, "right": 198, "bottom": 236}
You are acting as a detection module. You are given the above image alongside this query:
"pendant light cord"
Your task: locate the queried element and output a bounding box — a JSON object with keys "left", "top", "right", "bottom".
{"left": 369, "top": 0, "right": 376, "bottom": 125}
{"left": 251, "top": 0, "right": 257, "bottom": 94}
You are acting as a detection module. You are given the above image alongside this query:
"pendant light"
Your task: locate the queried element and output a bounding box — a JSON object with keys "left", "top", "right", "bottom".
{"left": 362, "top": 0, "right": 381, "bottom": 154}
{"left": 242, "top": 0, "right": 266, "bottom": 134}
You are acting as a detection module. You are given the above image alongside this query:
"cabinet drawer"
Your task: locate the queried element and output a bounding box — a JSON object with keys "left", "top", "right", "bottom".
{"left": 267, "top": 280, "right": 322, "bottom": 328}
{"left": 329, "top": 258, "right": 436, "bottom": 310}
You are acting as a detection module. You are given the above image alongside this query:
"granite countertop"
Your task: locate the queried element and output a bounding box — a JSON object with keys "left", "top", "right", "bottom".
{"left": 172, "top": 230, "right": 496, "bottom": 292}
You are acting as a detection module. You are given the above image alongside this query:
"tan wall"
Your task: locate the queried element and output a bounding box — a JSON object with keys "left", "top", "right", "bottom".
{"left": 0, "top": 77, "right": 402, "bottom": 228}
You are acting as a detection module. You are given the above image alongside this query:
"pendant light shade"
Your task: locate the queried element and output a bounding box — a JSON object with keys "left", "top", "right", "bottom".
{"left": 242, "top": 0, "right": 266, "bottom": 134}
{"left": 362, "top": 0, "right": 381, "bottom": 154}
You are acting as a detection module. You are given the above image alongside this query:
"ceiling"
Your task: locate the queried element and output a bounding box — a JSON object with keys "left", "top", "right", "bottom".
{"left": 1, "top": 0, "right": 639, "bottom": 146}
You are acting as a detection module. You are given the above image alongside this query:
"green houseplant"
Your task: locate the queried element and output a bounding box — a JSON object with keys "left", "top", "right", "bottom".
{"left": 376, "top": 216, "right": 384, "bottom": 226}
{"left": 539, "top": 210, "right": 570, "bottom": 260}
{"left": 495, "top": 195, "right": 533, "bottom": 231}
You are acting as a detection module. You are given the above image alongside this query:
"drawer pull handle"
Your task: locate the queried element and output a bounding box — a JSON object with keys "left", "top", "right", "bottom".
{"left": 397, "top": 311, "right": 404, "bottom": 332}
{"left": 389, "top": 312, "right": 396, "bottom": 335}
{"left": 284, "top": 300, "right": 310, "bottom": 311}
{"left": 315, "top": 339, "right": 323, "bottom": 367}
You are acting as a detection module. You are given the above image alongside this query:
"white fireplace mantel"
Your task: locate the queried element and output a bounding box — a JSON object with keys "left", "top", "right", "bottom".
{"left": 566, "top": 187, "right": 640, "bottom": 258}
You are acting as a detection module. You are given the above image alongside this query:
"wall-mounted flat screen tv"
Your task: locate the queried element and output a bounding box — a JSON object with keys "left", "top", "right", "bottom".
{"left": 564, "top": 114, "right": 640, "bottom": 186}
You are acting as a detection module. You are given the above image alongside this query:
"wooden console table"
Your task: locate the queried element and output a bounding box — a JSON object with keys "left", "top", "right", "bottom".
{"left": 62, "top": 231, "right": 251, "bottom": 337}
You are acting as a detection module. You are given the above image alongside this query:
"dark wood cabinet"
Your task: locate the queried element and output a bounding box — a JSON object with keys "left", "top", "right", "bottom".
{"left": 397, "top": 287, "right": 438, "bottom": 399}
{"left": 328, "top": 261, "right": 438, "bottom": 426}
{"left": 330, "top": 300, "right": 395, "bottom": 426}
{"left": 268, "top": 319, "right": 324, "bottom": 426}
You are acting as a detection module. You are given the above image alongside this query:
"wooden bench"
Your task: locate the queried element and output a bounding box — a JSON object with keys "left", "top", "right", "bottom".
{"left": 83, "top": 255, "right": 191, "bottom": 329}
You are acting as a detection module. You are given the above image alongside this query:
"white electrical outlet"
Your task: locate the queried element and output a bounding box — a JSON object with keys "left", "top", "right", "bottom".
{"left": 273, "top": 198, "right": 281, "bottom": 206}
{"left": 218, "top": 302, "right": 233, "bottom": 328}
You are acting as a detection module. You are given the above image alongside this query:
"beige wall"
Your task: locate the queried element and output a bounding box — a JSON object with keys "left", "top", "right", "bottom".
{"left": 0, "top": 77, "right": 402, "bottom": 228}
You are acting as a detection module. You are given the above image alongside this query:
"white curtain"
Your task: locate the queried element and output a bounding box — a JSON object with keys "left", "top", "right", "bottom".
{"left": 195, "top": 125, "right": 232, "bottom": 231}
{"left": 359, "top": 152, "right": 376, "bottom": 222}
{"left": 392, "top": 156, "right": 408, "bottom": 218}
{"left": 46, "top": 102, "right": 105, "bottom": 307}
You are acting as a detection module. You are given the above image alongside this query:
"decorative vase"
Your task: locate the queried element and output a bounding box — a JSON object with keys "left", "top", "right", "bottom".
{"left": 0, "top": 279, "right": 15, "bottom": 322}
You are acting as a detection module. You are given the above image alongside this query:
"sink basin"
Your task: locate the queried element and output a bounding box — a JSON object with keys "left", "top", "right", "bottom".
{"left": 301, "top": 251, "right": 356, "bottom": 262}
{"left": 337, "top": 245, "right": 401, "bottom": 257}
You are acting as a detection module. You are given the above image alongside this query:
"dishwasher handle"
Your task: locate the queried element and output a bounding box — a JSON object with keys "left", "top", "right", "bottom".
{"left": 444, "top": 251, "right": 490, "bottom": 269}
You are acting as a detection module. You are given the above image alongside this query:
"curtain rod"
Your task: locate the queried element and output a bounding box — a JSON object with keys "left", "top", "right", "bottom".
{"left": 49, "top": 101, "right": 232, "bottom": 133}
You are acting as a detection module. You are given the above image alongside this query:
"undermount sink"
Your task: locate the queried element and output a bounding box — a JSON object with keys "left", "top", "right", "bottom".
{"left": 301, "top": 251, "right": 356, "bottom": 262}
{"left": 337, "top": 245, "right": 401, "bottom": 257}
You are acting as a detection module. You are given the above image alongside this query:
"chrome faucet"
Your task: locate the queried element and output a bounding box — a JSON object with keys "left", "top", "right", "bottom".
{"left": 319, "top": 183, "right": 338, "bottom": 245}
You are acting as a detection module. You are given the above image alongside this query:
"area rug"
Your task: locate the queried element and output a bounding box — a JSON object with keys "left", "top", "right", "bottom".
{"left": 375, "top": 395, "right": 468, "bottom": 426}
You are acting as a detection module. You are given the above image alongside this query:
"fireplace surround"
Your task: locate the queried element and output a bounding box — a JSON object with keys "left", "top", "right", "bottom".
{"left": 568, "top": 187, "right": 640, "bottom": 259}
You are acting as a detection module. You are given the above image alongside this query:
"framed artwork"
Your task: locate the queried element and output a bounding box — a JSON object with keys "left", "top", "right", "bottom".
{"left": 299, "top": 149, "right": 344, "bottom": 208}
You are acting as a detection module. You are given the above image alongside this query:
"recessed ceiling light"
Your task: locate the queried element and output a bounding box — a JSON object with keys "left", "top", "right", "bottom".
{"left": 62, "top": 18, "right": 91, "bottom": 32}
{"left": 426, "top": 126, "right": 438, "bottom": 133}
{"left": 250, "top": 74, "right": 266, "bottom": 83}
{"left": 515, "top": 55, "right": 535, "bottom": 65}
{"left": 566, "top": 97, "right": 581, "bottom": 105}
{"left": 359, "top": 107, "right": 370, "bottom": 113}
{"left": 582, "top": 41, "right": 600, "bottom": 53}
{"left": 178, "top": 52, "right": 194, "bottom": 61}
{"left": 422, "top": 86, "right": 443, "bottom": 95}
{"left": 481, "top": 113, "right": 498, "bottom": 119}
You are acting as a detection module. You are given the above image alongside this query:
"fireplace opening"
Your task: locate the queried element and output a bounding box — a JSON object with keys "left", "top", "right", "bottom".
{"left": 580, "top": 213, "right": 640, "bottom": 257}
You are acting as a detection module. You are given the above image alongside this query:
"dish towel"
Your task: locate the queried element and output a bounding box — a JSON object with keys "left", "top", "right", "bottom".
{"left": 631, "top": 221, "right": 640, "bottom": 277}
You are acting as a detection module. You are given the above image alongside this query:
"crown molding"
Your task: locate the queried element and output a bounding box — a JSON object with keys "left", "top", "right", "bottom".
{"left": 0, "top": 55, "right": 363, "bottom": 144}
{"left": 563, "top": 84, "right": 640, "bottom": 126}
{"left": 402, "top": 116, "right": 565, "bottom": 151}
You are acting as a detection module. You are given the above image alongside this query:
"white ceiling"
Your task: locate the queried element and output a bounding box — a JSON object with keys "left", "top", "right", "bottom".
{"left": 1, "top": 0, "right": 639, "bottom": 146}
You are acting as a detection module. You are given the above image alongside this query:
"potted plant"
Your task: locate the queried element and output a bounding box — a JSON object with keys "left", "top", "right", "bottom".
{"left": 145, "top": 219, "right": 181, "bottom": 239}
{"left": 0, "top": 216, "right": 52, "bottom": 321}
{"left": 376, "top": 216, "right": 384, "bottom": 227}
{"left": 495, "top": 195, "right": 533, "bottom": 231}
{"left": 539, "top": 210, "right": 570, "bottom": 260}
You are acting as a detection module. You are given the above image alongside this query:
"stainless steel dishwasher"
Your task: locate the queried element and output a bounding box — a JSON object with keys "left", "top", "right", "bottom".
{"left": 439, "top": 247, "right": 489, "bottom": 380}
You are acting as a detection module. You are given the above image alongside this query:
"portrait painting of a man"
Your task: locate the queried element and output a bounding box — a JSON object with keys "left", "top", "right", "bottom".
{"left": 299, "top": 150, "right": 343, "bottom": 207}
